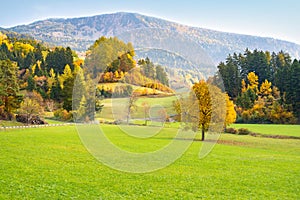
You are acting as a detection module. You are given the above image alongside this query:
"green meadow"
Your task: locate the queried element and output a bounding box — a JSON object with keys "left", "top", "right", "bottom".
{"left": 98, "top": 96, "right": 177, "bottom": 121}
{"left": 0, "top": 125, "right": 299, "bottom": 199}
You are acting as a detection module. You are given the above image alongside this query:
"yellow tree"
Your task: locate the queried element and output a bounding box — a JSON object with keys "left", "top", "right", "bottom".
{"left": 225, "top": 94, "right": 236, "bottom": 127}
{"left": 114, "top": 70, "right": 119, "bottom": 79}
{"left": 259, "top": 79, "right": 272, "bottom": 97}
{"left": 141, "top": 101, "right": 150, "bottom": 125}
{"left": 241, "top": 79, "right": 247, "bottom": 93}
{"left": 18, "top": 97, "right": 43, "bottom": 125}
{"left": 126, "top": 94, "right": 138, "bottom": 124}
{"left": 47, "top": 68, "right": 56, "bottom": 95}
{"left": 58, "top": 64, "right": 73, "bottom": 89}
{"left": 58, "top": 64, "right": 74, "bottom": 111}
{"left": 191, "top": 80, "right": 212, "bottom": 141}
{"left": 247, "top": 72, "right": 259, "bottom": 92}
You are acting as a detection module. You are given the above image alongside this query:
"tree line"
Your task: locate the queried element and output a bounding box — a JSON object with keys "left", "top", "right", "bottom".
{"left": 210, "top": 49, "right": 300, "bottom": 123}
{"left": 0, "top": 33, "right": 171, "bottom": 124}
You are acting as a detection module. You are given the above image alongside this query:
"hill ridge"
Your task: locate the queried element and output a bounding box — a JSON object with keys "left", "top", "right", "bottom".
{"left": 6, "top": 12, "right": 300, "bottom": 69}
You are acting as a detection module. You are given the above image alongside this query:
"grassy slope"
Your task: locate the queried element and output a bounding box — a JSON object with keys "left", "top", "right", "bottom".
{"left": 0, "top": 125, "right": 299, "bottom": 199}
{"left": 98, "top": 96, "right": 177, "bottom": 120}
{"left": 98, "top": 83, "right": 173, "bottom": 95}
{"left": 229, "top": 124, "right": 300, "bottom": 137}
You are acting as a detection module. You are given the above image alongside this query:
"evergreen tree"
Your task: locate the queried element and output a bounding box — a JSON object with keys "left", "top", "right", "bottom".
{"left": 46, "top": 47, "right": 74, "bottom": 74}
{"left": 27, "top": 75, "right": 36, "bottom": 91}
{"left": 155, "top": 65, "right": 169, "bottom": 86}
{"left": 0, "top": 60, "right": 22, "bottom": 119}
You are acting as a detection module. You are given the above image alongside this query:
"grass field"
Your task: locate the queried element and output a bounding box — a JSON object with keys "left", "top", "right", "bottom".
{"left": 44, "top": 118, "right": 69, "bottom": 124}
{"left": 0, "top": 120, "right": 23, "bottom": 127}
{"left": 0, "top": 125, "right": 299, "bottom": 199}
{"left": 98, "top": 96, "right": 177, "bottom": 120}
{"left": 229, "top": 124, "right": 300, "bottom": 137}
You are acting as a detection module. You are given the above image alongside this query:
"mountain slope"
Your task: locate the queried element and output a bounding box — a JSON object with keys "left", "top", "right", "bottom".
{"left": 8, "top": 12, "right": 300, "bottom": 72}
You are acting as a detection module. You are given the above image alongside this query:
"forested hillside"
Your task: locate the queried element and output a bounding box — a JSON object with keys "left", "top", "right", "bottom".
{"left": 211, "top": 49, "right": 300, "bottom": 123}
{"left": 0, "top": 33, "right": 171, "bottom": 124}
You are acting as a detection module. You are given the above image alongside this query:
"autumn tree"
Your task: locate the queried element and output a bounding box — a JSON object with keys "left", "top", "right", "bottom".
{"left": 174, "top": 81, "right": 233, "bottom": 140}
{"left": 85, "top": 36, "right": 135, "bottom": 78}
{"left": 236, "top": 72, "right": 295, "bottom": 123}
{"left": 141, "top": 101, "right": 150, "bottom": 125}
{"left": 191, "top": 80, "right": 212, "bottom": 141}
{"left": 126, "top": 94, "right": 138, "bottom": 124}
{"left": 18, "top": 97, "right": 43, "bottom": 125}
{"left": 247, "top": 72, "right": 259, "bottom": 92}
{"left": 0, "top": 60, "right": 22, "bottom": 119}
{"left": 224, "top": 94, "right": 236, "bottom": 128}
{"left": 58, "top": 64, "right": 74, "bottom": 111}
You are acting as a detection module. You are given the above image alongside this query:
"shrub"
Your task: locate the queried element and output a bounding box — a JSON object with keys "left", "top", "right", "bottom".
{"left": 54, "top": 109, "right": 73, "bottom": 121}
{"left": 237, "top": 128, "right": 251, "bottom": 135}
{"left": 225, "top": 127, "right": 238, "bottom": 134}
{"left": 16, "top": 114, "right": 47, "bottom": 125}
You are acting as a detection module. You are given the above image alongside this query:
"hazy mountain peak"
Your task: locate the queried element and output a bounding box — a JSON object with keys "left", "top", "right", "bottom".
{"left": 7, "top": 12, "right": 300, "bottom": 65}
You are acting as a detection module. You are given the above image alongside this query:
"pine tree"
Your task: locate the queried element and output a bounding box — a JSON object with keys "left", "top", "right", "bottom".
{"left": 27, "top": 75, "right": 36, "bottom": 91}
{"left": 0, "top": 60, "right": 22, "bottom": 118}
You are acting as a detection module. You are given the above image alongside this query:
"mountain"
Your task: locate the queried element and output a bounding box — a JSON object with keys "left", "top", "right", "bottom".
{"left": 7, "top": 12, "right": 300, "bottom": 76}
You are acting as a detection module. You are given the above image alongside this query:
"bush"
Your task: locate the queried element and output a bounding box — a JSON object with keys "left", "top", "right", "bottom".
{"left": 16, "top": 114, "right": 47, "bottom": 125}
{"left": 0, "top": 106, "right": 14, "bottom": 120}
{"left": 225, "top": 127, "right": 238, "bottom": 134}
{"left": 237, "top": 128, "right": 251, "bottom": 135}
{"left": 53, "top": 109, "right": 73, "bottom": 121}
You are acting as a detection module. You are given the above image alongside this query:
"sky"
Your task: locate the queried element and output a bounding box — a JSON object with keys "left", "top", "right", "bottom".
{"left": 1, "top": 0, "right": 299, "bottom": 44}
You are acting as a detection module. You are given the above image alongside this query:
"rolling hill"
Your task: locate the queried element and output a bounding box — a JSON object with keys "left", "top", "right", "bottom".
{"left": 6, "top": 12, "right": 300, "bottom": 77}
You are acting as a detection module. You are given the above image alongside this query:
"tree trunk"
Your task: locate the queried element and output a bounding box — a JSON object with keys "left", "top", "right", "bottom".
{"left": 201, "top": 128, "right": 205, "bottom": 141}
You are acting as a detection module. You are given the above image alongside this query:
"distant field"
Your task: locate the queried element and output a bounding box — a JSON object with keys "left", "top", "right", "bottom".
{"left": 229, "top": 124, "right": 300, "bottom": 137}
{"left": 0, "top": 125, "right": 299, "bottom": 199}
{"left": 44, "top": 118, "right": 68, "bottom": 124}
{"left": 98, "top": 95, "right": 177, "bottom": 120}
{"left": 98, "top": 83, "right": 173, "bottom": 95}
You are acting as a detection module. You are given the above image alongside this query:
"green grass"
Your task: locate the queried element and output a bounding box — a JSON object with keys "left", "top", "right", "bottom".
{"left": 44, "top": 118, "right": 68, "bottom": 124}
{"left": 0, "top": 120, "right": 23, "bottom": 127}
{"left": 0, "top": 125, "right": 299, "bottom": 199}
{"left": 98, "top": 83, "right": 173, "bottom": 96}
{"left": 98, "top": 96, "right": 177, "bottom": 120}
{"left": 229, "top": 124, "right": 300, "bottom": 137}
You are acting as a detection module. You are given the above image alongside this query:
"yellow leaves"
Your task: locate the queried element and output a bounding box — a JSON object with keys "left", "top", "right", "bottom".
{"left": 31, "top": 64, "right": 36, "bottom": 74}
{"left": 269, "top": 102, "right": 296, "bottom": 124}
{"left": 277, "top": 53, "right": 286, "bottom": 66}
{"left": 13, "top": 42, "right": 34, "bottom": 55}
{"left": 47, "top": 68, "right": 56, "bottom": 91}
{"left": 225, "top": 94, "right": 236, "bottom": 126}
{"left": 63, "top": 64, "right": 73, "bottom": 78}
{"left": 58, "top": 65, "right": 74, "bottom": 89}
{"left": 247, "top": 72, "right": 258, "bottom": 90}
{"left": 0, "top": 33, "right": 13, "bottom": 51}
{"left": 0, "top": 32, "right": 7, "bottom": 41}
{"left": 241, "top": 79, "right": 247, "bottom": 93}
{"left": 36, "top": 60, "right": 42, "bottom": 71}
{"left": 120, "top": 71, "right": 125, "bottom": 79}
{"left": 253, "top": 98, "right": 264, "bottom": 111}
{"left": 49, "top": 68, "right": 56, "bottom": 78}
{"left": 114, "top": 71, "right": 119, "bottom": 79}
{"left": 103, "top": 72, "right": 113, "bottom": 82}
{"left": 259, "top": 79, "right": 272, "bottom": 96}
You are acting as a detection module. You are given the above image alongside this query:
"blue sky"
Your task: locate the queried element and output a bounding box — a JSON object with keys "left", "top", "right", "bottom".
{"left": 1, "top": 0, "right": 299, "bottom": 44}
